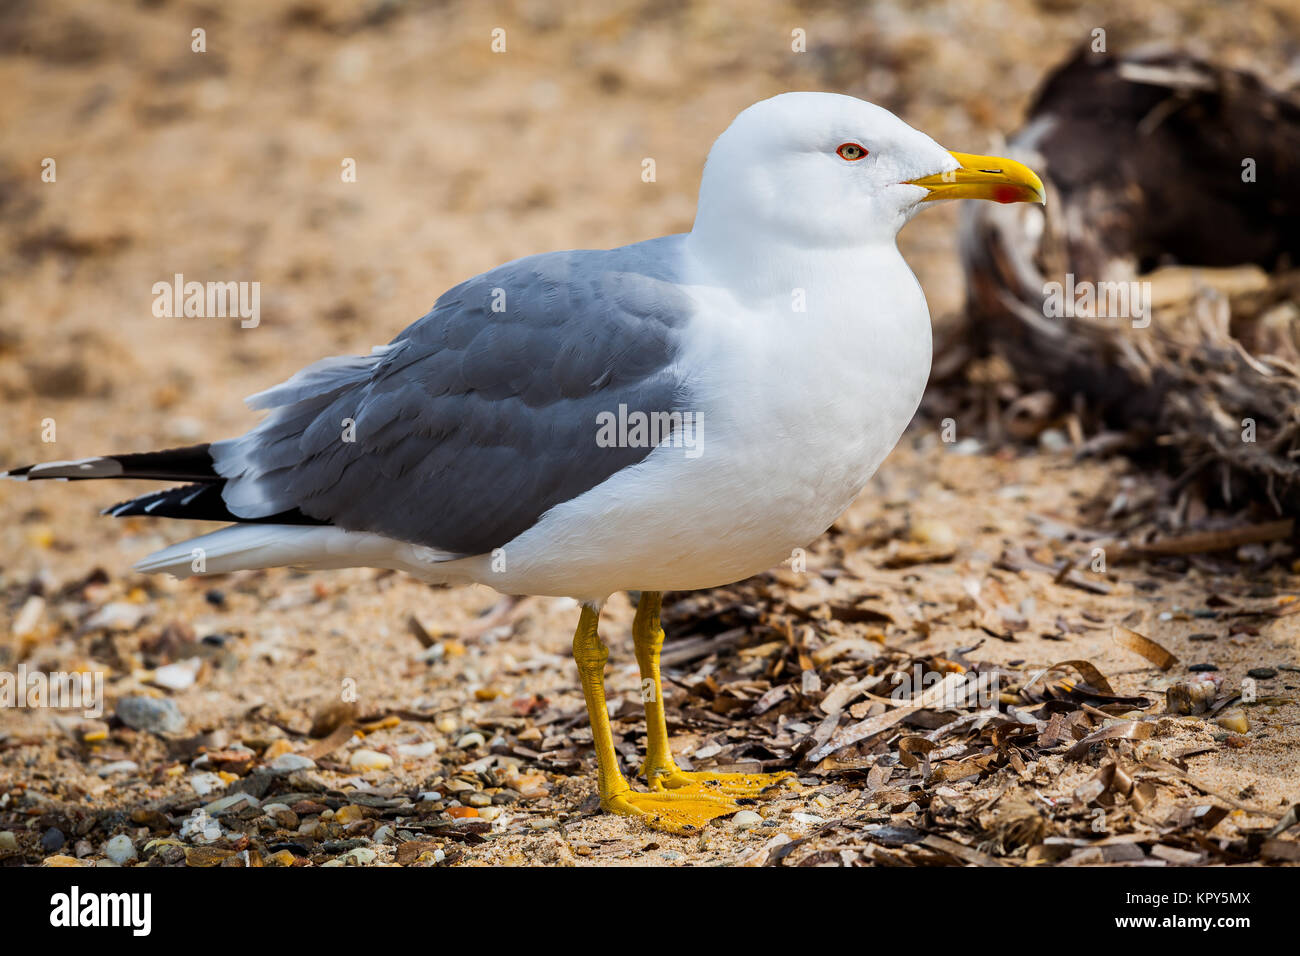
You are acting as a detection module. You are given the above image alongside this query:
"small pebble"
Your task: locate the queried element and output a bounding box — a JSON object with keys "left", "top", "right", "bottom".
{"left": 13, "top": 595, "right": 45, "bottom": 638}
{"left": 909, "top": 517, "right": 959, "bottom": 549}
{"left": 40, "top": 828, "right": 66, "bottom": 853}
{"left": 466, "top": 791, "right": 492, "bottom": 808}
{"left": 512, "top": 773, "right": 548, "bottom": 799}
{"left": 0, "top": 831, "right": 18, "bottom": 851}
{"left": 456, "top": 732, "right": 486, "bottom": 749}
{"left": 1247, "top": 667, "right": 1277, "bottom": 680}
{"left": 104, "top": 835, "right": 137, "bottom": 865}
{"left": 151, "top": 657, "right": 201, "bottom": 691}
{"left": 85, "top": 602, "right": 147, "bottom": 632}
{"left": 324, "top": 847, "right": 377, "bottom": 866}
{"left": 1188, "top": 663, "right": 1219, "bottom": 672}
{"left": 188, "top": 771, "right": 224, "bottom": 796}
{"left": 262, "top": 739, "right": 294, "bottom": 761}
{"left": 116, "top": 696, "right": 186, "bottom": 735}
{"left": 349, "top": 749, "right": 393, "bottom": 771}
{"left": 732, "top": 810, "right": 762, "bottom": 830}
{"left": 286, "top": 769, "right": 330, "bottom": 791}
{"left": 261, "top": 804, "right": 299, "bottom": 829}
{"left": 1216, "top": 711, "right": 1250, "bottom": 734}
{"left": 268, "top": 753, "right": 316, "bottom": 772}
{"left": 180, "top": 813, "right": 223, "bottom": 843}
{"left": 477, "top": 806, "right": 502, "bottom": 822}
{"left": 396, "top": 741, "right": 437, "bottom": 759}
{"left": 97, "top": 760, "right": 139, "bottom": 777}
{"left": 204, "top": 793, "right": 258, "bottom": 815}
{"left": 335, "top": 805, "right": 369, "bottom": 825}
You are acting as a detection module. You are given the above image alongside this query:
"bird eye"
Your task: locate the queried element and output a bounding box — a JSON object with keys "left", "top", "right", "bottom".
{"left": 836, "top": 143, "right": 867, "bottom": 161}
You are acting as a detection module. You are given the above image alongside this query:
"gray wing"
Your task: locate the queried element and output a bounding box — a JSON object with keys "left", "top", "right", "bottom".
{"left": 210, "top": 238, "right": 694, "bottom": 556}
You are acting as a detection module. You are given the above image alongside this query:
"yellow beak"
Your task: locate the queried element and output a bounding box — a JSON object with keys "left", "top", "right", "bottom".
{"left": 906, "top": 151, "right": 1046, "bottom": 204}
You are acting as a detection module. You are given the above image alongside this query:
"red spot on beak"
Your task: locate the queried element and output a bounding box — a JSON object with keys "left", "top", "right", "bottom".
{"left": 993, "top": 184, "right": 1021, "bottom": 204}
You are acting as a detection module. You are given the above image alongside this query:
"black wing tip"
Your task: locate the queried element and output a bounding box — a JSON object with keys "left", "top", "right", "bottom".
{"left": 105, "top": 482, "right": 331, "bottom": 527}
{"left": 104, "top": 483, "right": 217, "bottom": 520}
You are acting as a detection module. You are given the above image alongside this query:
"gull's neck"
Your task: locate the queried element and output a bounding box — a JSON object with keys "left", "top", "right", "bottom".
{"left": 682, "top": 225, "right": 907, "bottom": 303}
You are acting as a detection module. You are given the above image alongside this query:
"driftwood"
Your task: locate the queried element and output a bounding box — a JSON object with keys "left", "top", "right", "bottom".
{"left": 959, "top": 45, "right": 1300, "bottom": 515}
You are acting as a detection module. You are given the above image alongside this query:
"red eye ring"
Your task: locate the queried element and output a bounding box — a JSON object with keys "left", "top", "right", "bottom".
{"left": 837, "top": 143, "right": 868, "bottom": 161}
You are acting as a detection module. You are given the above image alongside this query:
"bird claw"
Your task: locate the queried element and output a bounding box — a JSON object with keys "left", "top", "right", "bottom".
{"left": 601, "top": 788, "right": 742, "bottom": 835}
{"left": 644, "top": 766, "right": 797, "bottom": 798}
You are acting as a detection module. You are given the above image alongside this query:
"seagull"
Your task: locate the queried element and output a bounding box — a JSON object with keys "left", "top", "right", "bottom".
{"left": 5, "top": 92, "right": 1044, "bottom": 833}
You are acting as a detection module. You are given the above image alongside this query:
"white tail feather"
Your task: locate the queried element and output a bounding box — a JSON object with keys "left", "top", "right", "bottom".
{"left": 134, "top": 524, "right": 461, "bottom": 578}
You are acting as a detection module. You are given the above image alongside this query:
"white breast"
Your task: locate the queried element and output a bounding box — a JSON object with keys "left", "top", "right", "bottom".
{"left": 473, "top": 243, "right": 933, "bottom": 602}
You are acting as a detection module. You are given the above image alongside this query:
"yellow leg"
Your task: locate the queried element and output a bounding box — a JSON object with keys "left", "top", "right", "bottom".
{"left": 571, "top": 603, "right": 738, "bottom": 834}
{"left": 632, "top": 591, "right": 795, "bottom": 798}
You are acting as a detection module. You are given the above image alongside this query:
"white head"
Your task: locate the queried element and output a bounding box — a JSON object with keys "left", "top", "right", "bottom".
{"left": 691, "top": 92, "right": 1044, "bottom": 251}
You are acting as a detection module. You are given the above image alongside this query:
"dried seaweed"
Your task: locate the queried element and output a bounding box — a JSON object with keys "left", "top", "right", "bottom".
{"left": 958, "top": 45, "right": 1300, "bottom": 520}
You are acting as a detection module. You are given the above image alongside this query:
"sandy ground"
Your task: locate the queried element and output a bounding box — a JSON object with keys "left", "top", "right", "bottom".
{"left": 2, "top": 0, "right": 1299, "bottom": 867}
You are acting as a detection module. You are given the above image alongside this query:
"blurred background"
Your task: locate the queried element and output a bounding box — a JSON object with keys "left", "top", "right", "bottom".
{"left": 2, "top": 2, "right": 1297, "bottom": 554}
